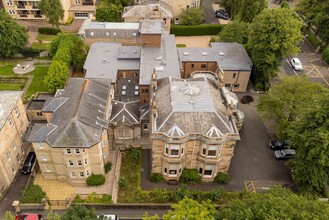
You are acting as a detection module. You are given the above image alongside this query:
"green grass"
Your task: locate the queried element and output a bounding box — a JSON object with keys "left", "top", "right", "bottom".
{"left": 31, "top": 42, "right": 51, "bottom": 51}
{"left": 0, "top": 65, "right": 15, "bottom": 75}
{"left": 35, "top": 34, "right": 56, "bottom": 42}
{"left": 0, "top": 83, "right": 24, "bottom": 90}
{"left": 176, "top": 44, "right": 186, "bottom": 48}
{"left": 26, "top": 66, "right": 49, "bottom": 96}
{"left": 305, "top": 29, "right": 323, "bottom": 49}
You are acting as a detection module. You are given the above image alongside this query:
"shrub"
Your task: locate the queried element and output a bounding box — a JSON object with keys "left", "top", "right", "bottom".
{"left": 214, "top": 172, "right": 231, "bottom": 184}
{"left": 104, "top": 162, "right": 112, "bottom": 174}
{"left": 305, "top": 29, "right": 323, "bottom": 50}
{"left": 119, "top": 177, "right": 128, "bottom": 189}
{"left": 38, "top": 27, "right": 61, "bottom": 35}
{"left": 21, "top": 48, "right": 44, "bottom": 57}
{"left": 66, "top": 17, "right": 74, "bottom": 25}
{"left": 149, "top": 173, "right": 164, "bottom": 183}
{"left": 148, "top": 188, "right": 170, "bottom": 203}
{"left": 77, "top": 192, "right": 112, "bottom": 204}
{"left": 86, "top": 174, "right": 106, "bottom": 186}
{"left": 179, "top": 169, "right": 200, "bottom": 184}
{"left": 322, "top": 47, "right": 329, "bottom": 65}
{"left": 170, "top": 24, "right": 224, "bottom": 36}
{"left": 20, "top": 184, "right": 46, "bottom": 203}
{"left": 281, "top": 2, "right": 289, "bottom": 8}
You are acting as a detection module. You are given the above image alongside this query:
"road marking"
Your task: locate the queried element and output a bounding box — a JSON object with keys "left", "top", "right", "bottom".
{"left": 244, "top": 180, "right": 256, "bottom": 193}
{"left": 285, "top": 59, "right": 299, "bottom": 77}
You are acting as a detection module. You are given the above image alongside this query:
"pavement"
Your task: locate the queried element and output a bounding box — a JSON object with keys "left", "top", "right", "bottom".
{"left": 201, "top": 0, "right": 220, "bottom": 24}
{"left": 175, "top": 36, "right": 211, "bottom": 48}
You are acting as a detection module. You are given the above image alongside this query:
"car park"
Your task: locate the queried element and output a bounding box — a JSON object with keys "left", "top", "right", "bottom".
{"left": 274, "top": 149, "right": 296, "bottom": 160}
{"left": 290, "top": 58, "right": 303, "bottom": 71}
{"left": 269, "top": 140, "right": 289, "bottom": 150}
{"left": 97, "top": 214, "right": 117, "bottom": 220}
{"left": 21, "top": 152, "right": 36, "bottom": 174}
{"left": 15, "top": 214, "right": 43, "bottom": 220}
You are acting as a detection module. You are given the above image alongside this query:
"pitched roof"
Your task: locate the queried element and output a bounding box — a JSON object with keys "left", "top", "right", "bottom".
{"left": 153, "top": 77, "right": 237, "bottom": 137}
{"left": 0, "top": 91, "right": 23, "bottom": 131}
{"left": 110, "top": 100, "right": 140, "bottom": 126}
{"left": 28, "top": 78, "right": 112, "bottom": 148}
{"left": 123, "top": 3, "right": 173, "bottom": 21}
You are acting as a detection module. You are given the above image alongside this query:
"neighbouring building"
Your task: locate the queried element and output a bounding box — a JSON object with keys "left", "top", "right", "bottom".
{"left": 27, "top": 78, "right": 113, "bottom": 186}
{"left": 133, "top": 0, "right": 200, "bottom": 24}
{"left": 150, "top": 76, "right": 243, "bottom": 182}
{"left": 0, "top": 91, "right": 29, "bottom": 196}
{"left": 2, "top": 0, "right": 96, "bottom": 21}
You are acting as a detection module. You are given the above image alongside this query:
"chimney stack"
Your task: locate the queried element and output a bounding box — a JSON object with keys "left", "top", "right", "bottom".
{"left": 152, "top": 70, "right": 157, "bottom": 90}
{"left": 152, "top": 98, "right": 158, "bottom": 118}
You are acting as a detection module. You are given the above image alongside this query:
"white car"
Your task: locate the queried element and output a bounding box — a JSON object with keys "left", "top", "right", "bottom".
{"left": 290, "top": 58, "right": 303, "bottom": 71}
{"left": 97, "top": 214, "right": 117, "bottom": 220}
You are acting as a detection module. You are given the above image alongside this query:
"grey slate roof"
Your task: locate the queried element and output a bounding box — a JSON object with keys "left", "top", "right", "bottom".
{"left": 0, "top": 91, "right": 23, "bottom": 131}
{"left": 154, "top": 77, "right": 237, "bottom": 137}
{"left": 84, "top": 42, "right": 140, "bottom": 82}
{"left": 28, "top": 78, "right": 112, "bottom": 148}
{"left": 177, "top": 42, "right": 253, "bottom": 71}
{"left": 84, "top": 30, "right": 181, "bottom": 85}
{"left": 110, "top": 100, "right": 140, "bottom": 126}
{"left": 140, "top": 20, "right": 163, "bottom": 34}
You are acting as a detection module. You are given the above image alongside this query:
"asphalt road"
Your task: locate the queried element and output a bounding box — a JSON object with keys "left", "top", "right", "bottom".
{"left": 201, "top": 0, "right": 219, "bottom": 24}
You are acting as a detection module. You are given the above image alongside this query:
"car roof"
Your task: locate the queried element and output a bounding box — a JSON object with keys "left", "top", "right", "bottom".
{"left": 282, "top": 149, "right": 296, "bottom": 154}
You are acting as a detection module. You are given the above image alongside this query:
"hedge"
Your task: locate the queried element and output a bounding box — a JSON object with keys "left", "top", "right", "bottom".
{"left": 322, "top": 47, "right": 329, "bottom": 65}
{"left": 86, "top": 174, "right": 106, "bottom": 186}
{"left": 179, "top": 169, "right": 200, "bottom": 184}
{"left": 20, "top": 184, "right": 46, "bottom": 203}
{"left": 214, "top": 172, "right": 231, "bottom": 184}
{"left": 170, "top": 24, "right": 224, "bottom": 36}
{"left": 38, "top": 27, "right": 61, "bottom": 35}
{"left": 74, "top": 192, "right": 112, "bottom": 204}
{"left": 149, "top": 173, "right": 164, "bottom": 183}
{"left": 305, "top": 29, "right": 323, "bottom": 50}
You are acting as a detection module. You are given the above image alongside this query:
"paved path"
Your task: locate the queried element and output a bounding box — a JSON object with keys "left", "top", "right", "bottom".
{"left": 175, "top": 36, "right": 211, "bottom": 48}
{"left": 201, "top": 0, "right": 219, "bottom": 24}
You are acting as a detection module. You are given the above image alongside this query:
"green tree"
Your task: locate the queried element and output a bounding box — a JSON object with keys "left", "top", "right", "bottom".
{"left": 257, "top": 76, "right": 328, "bottom": 137}
{"left": 44, "top": 60, "right": 69, "bottom": 92}
{"left": 96, "top": 4, "right": 122, "bottom": 22}
{"left": 287, "top": 93, "right": 329, "bottom": 192}
{"left": 47, "top": 208, "right": 61, "bottom": 220}
{"left": 247, "top": 8, "right": 303, "bottom": 89}
{"left": 163, "top": 197, "right": 217, "bottom": 220}
{"left": 239, "top": 0, "right": 267, "bottom": 22}
{"left": 216, "top": 21, "right": 249, "bottom": 44}
{"left": 217, "top": 187, "right": 329, "bottom": 219}
{"left": 0, "top": 10, "right": 28, "bottom": 58}
{"left": 39, "top": 0, "right": 64, "bottom": 27}
{"left": 3, "top": 211, "right": 15, "bottom": 220}
{"left": 179, "top": 8, "right": 204, "bottom": 26}
{"left": 61, "top": 204, "right": 97, "bottom": 220}
{"left": 221, "top": 0, "right": 241, "bottom": 19}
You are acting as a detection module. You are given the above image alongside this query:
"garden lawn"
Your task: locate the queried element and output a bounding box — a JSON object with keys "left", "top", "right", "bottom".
{"left": 0, "top": 83, "right": 24, "bottom": 90}
{"left": 31, "top": 42, "right": 51, "bottom": 51}
{"left": 26, "top": 66, "right": 49, "bottom": 96}
{"left": 0, "top": 65, "right": 15, "bottom": 75}
{"left": 35, "top": 34, "right": 56, "bottom": 42}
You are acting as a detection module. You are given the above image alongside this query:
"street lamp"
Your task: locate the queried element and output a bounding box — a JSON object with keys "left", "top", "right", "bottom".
{"left": 301, "top": 34, "right": 308, "bottom": 46}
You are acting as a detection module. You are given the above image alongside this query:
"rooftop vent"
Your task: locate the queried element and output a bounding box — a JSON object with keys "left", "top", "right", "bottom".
{"left": 134, "top": 50, "right": 138, "bottom": 54}
{"left": 201, "top": 52, "right": 207, "bottom": 56}
{"left": 189, "top": 100, "right": 195, "bottom": 104}
{"left": 102, "top": 58, "right": 106, "bottom": 63}
{"left": 219, "top": 52, "right": 225, "bottom": 56}
{"left": 122, "top": 50, "right": 126, "bottom": 53}
{"left": 98, "top": 72, "right": 104, "bottom": 76}
{"left": 156, "top": 55, "right": 163, "bottom": 61}
{"left": 183, "top": 52, "right": 189, "bottom": 56}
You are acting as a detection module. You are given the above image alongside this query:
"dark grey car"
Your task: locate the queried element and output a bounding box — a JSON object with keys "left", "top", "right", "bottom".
{"left": 274, "top": 149, "right": 296, "bottom": 160}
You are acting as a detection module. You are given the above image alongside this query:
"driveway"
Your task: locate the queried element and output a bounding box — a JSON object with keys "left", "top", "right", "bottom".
{"left": 201, "top": 0, "right": 219, "bottom": 24}
{"left": 0, "top": 172, "right": 30, "bottom": 218}
{"left": 141, "top": 93, "right": 293, "bottom": 192}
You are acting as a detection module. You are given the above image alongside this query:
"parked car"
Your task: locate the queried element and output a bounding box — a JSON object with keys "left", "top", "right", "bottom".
{"left": 269, "top": 140, "right": 289, "bottom": 150}
{"left": 15, "top": 214, "right": 43, "bottom": 220}
{"left": 215, "top": 11, "right": 229, "bottom": 20}
{"left": 215, "top": 9, "right": 229, "bottom": 16}
{"left": 97, "top": 214, "right": 117, "bottom": 220}
{"left": 274, "top": 149, "right": 296, "bottom": 160}
{"left": 290, "top": 58, "right": 303, "bottom": 71}
{"left": 21, "top": 152, "right": 36, "bottom": 174}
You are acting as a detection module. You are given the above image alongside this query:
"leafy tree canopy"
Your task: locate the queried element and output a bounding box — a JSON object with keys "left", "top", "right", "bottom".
{"left": 247, "top": 8, "right": 303, "bottom": 89}
{"left": 96, "top": 4, "right": 122, "bottom": 22}
{"left": 217, "top": 187, "right": 329, "bottom": 219}
{"left": 179, "top": 8, "right": 204, "bottom": 26}
{"left": 61, "top": 204, "right": 97, "bottom": 220}
{"left": 214, "top": 21, "right": 249, "bottom": 44}
{"left": 44, "top": 60, "right": 69, "bottom": 92}
{"left": 163, "top": 197, "right": 217, "bottom": 220}
{"left": 0, "top": 10, "right": 28, "bottom": 58}
{"left": 39, "top": 0, "right": 64, "bottom": 27}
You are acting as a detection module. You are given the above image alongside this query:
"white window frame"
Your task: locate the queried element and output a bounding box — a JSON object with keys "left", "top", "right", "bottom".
{"left": 170, "top": 144, "right": 180, "bottom": 157}
{"left": 75, "top": 0, "right": 80, "bottom": 4}
{"left": 102, "top": 140, "right": 106, "bottom": 147}
{"left": 102, "top": 129, "right": 106, "bottom": 135}
{"left": 84, "top": 158, "right": 88, "bottom": 165}
{"left": 6, "top": 0, "right": 13, "bottom": 6}
{"left": 201, "top": 144, "right": 207, "bottom": 156}
{"left": 66, "top": 149, "right": 71, "bottom": 155}
{"left": 8, "top": 10, "right": 15, "bottom": 15}
{"left": 86, "top": 170, "right": 90, "bottom": 176}
{"left": 163, "top": 162, "right": 167, "bottom": 175}
{"left": 71, "top": 172, "right": 77, "bottom": 178}
{"left": 164, "top": 144, "right": 169, "bottom": 155}
{"left": 118, "top": 129, "right": 129, "bottom": 139}
{"left": 75, "top": 149, "right": 80, "bottom": 154}
{"left": 14, "top": 106, "right": 20, "bottom": 117}
{"left": 6, "top": 152, "right": 11, "bottom": 161}
{"left": 8, "top": 116, "right": 13, "bottom": 128}
{"left": 77, "top": 160, "right": 83, "bottom": 167}
{"left": 38, "top": 143, "right": 43, "bottom": 149}
{"left": 68, "top": 160, "right": 74, "bottom": 167}
{"left": 45, "top": 166, "right": 51, "bottom": 172}
{"left": 41, "top": 154, "right": 47, "bottom": 161}
{"left": 207, "top": 145, "right": 217, "bottom": 158}
{"left": 204, "top": 165, "right": 214, "bottom": 177}
{"left": 79, "top": 172, "right": 85, "bottom": 178}
{"left": 103, "top": 152, "right": 109, "bottom": 158}
{"left": 168, "top": 164, "right": 178, "bottom": 177}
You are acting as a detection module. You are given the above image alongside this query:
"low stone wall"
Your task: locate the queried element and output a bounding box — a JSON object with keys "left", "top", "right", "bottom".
{"left": 20, "top": 203, "right": 44, "bottom": 211}
{"left": 73, "top": 203, "right": 172, "bottom": 210}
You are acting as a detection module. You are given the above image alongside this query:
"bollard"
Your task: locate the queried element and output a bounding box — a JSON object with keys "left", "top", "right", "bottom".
{"left": 41, "top": 198, "right": 49, "bottom": 210}
{"left": 12, "top": 200, "right": 21, "bottom": 213}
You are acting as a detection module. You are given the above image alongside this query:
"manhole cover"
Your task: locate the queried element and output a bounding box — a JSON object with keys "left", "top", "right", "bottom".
{"left": 241, "top": 95, "right": 254, "bottom": 104}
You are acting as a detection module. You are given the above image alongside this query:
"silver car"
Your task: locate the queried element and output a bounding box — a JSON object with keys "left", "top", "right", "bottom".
{"left": 274, "top": 149, "right": 296, "bottom": 160}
